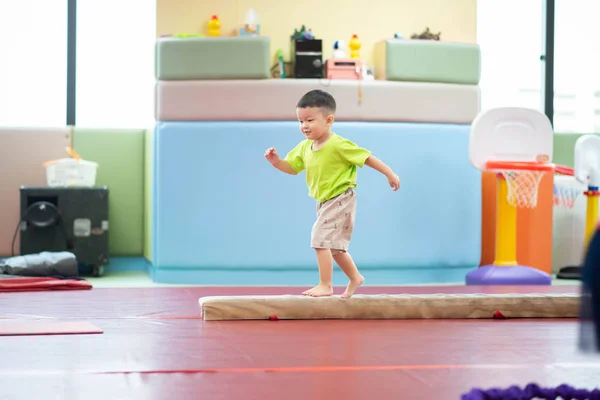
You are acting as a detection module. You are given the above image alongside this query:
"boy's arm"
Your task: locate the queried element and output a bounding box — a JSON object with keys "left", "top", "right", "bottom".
{"left": 265, "top": 146, "right": 303, "bottom": 175}
{"left": 273, "top": 159, "right": 298, "bottom": 175}
{"left": 365, "top": 155, "right": 400, "bottom": 191}
{"left": 336, "top": 138, "right": 399, "bottom": 190}
{"left": 365, "top": 155, "right": 394, "bottom": 177}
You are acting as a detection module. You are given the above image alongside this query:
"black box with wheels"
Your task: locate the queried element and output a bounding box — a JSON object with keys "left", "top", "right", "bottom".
{"left": 18, "top": 186, "right": 109, "bottom": 277}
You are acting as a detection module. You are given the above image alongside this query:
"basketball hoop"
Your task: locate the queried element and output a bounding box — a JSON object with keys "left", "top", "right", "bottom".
{"left": 484, "top": 161, "right": 583, "bottom": 209}
{"left": 466, "top": 107, "right": 583, "bottom": 285}
{"left": 554, "top": 179, "right": 586, "bottom": 209}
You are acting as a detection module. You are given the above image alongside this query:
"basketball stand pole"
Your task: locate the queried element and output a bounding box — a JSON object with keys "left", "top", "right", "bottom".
{"left": 466, "top": 174, "right": 552, "bottom": 285}
{"left": 557, "top": 187, "right": 599, "bottom": 280}
{"left": 556, "top": 135, "right": 600, "bottom": 280}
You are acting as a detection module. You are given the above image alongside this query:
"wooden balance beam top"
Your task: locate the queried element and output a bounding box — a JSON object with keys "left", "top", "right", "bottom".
{"left": 198, "top": 293, "right": 581, "bottom": 321}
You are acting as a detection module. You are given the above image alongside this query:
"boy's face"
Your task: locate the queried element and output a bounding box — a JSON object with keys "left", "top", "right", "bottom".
{"left": 296, "top": 107, "right": 334, "bottom": 141}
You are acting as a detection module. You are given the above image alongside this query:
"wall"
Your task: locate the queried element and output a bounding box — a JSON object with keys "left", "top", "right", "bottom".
{"left": 553, "top": 133, "right": 599, "bottom": 167}
{"left": 155, "top": 0, "right": 477, "bottom": 66}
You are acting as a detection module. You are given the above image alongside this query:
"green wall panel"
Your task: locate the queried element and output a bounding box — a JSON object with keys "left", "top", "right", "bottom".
{"left": 554, "top": 133, "right": 600, "bottom": 167}
{"left": 144, "top": 128, "right": 153, "bottom": 261}
{"left": 73, "top": 128, "right": 145, "bottom": 256}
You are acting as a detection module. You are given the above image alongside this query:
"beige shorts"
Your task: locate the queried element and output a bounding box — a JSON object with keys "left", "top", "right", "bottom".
{"left": 310, "top": 188, "right": 357, "bottom": 255}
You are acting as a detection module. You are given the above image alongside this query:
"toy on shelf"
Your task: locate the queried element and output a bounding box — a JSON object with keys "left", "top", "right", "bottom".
{"left": 411, "top": 27, "right": 441, "bottom": 40}
{"left": 349, "top": 34, "right": 361, "bottom": 59}
{"left": 270, "top": 48, "right": 292, "bottom": 78}
{"left": 325, "top": 58, "right": 361, "bottom": 80}
{"left": 239, "top": 8, "right": 260, "bottom": 36}
{"left": 290, "top": 26, "right": 322, "bottom": 78}
{"left": 325, "top": 40, "right": 359, "bottom": 80}
{"left": 276, "top": 49, "right": 286, "bottom": 78}
{"left": 394, "top": 33, "right": 404, "bottom": 39}
{"left": 290, "top": 25, "right": 315, "bottom": 40}
{"left": 325, "top": 37, "right": 373, "bottom": 81}
{"left": 332, "top": 40, "right": 346, "bottom": 58}
{"left": 207, "top": 15, "right": 221, "bottom": 37}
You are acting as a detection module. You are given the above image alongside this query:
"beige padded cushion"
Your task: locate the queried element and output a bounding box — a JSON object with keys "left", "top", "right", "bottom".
{"left": 199, "top": 293, "right": 580, "bottom": 321}
{"left": 156, "top": 79, "right": 480, "bottom": 124}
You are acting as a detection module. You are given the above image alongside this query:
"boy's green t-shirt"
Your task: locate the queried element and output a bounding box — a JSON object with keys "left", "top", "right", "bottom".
{"left": 285, "top": 133, "right": 372, "bottom": 203}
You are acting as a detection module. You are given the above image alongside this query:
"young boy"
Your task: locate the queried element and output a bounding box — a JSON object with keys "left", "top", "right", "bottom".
{"left": 264, "top": 90, "right": 400, "bottom": 299}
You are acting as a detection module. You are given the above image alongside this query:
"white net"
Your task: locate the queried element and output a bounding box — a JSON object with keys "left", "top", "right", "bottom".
{"left": 553, "top": 177, "right": 585, "bottom": 209}
{"left": 500, "top": 170, "right": 545, "bottom": 209}
{"left": 498, "top": 169, "right": 583, "bottom": 209}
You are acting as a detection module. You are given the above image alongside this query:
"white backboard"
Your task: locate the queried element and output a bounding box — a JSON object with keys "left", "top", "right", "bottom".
{"left": 574, "top": 134, "right": 600, "bottom": 186}
{"left": 469, "top": 107, "right": 554, "bottom": 171}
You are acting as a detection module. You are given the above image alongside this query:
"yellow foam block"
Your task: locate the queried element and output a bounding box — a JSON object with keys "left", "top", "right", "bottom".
{"left": 199, "top": 293, "right": 580, "bottom": 321}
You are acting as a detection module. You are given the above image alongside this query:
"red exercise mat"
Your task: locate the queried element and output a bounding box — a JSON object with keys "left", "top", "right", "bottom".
{"left": 0, "top": 321, "right": 103, "bottom": 336}
{"left": 0, "top": 277, "right": 92, "bottom": 292}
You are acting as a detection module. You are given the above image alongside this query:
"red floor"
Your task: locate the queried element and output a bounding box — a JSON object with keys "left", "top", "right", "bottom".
{"left": 1, "top": 285, "right": 598, "bottom": 399}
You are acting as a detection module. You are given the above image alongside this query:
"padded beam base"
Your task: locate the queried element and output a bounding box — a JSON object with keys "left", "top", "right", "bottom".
{"left": 199, "top": 293, "right": 580, "bottom": 321}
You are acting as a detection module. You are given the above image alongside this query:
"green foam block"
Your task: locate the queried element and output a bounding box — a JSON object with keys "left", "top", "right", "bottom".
{"left": 374, "top": 39, "right": 481, "bottom": 84}
{"left": 155, "top": 36, "right": 271, "bottom": 80}
{"left": 73, "top": 128, "right": 145, "bottom": 256}
{"left": 143, "top": 128, "right": 153, "bottom": 262}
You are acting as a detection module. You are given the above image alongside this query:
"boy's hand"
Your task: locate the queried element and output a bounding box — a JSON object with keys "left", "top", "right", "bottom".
{"left": 265, "top": 147, "right": 297, "bottom": 175}
{"left": 364, "top": 156, "right": 399, "bottom": 191}
{"left": 387, "top": 173, "right": 400, "bottom": 191}
{"left": 264, "top": 147, "right": 281, "bottom": 165}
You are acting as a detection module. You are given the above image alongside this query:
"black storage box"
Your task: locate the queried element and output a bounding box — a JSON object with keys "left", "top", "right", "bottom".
{"left": 291, "top": 39, "right": 323, "bottom": 78}
{"left": 19, "top": 186, "right": 109, "bottom": 276}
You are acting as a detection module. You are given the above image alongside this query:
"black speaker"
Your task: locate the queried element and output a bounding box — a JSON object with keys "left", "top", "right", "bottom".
{"left": 19, "top": 186, "right": 109, "bottom": 277}
{"left": 291, "top": 39, "right": 323, "bottom": 78}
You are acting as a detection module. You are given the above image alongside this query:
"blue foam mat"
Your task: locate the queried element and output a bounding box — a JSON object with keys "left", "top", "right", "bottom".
{"left": 152, "top": 121, "right": 481, "bottom": 284}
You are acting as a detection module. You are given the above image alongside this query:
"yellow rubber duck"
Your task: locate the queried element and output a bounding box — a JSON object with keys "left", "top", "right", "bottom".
{"left": 349, "top": 34, "right": 361, "bottom": 59}
{"left": 208, "top": 15, "right": 220, "bottom": 37}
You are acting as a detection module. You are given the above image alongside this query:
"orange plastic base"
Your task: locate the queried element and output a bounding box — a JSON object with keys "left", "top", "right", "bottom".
{"left": 480, "top": 171, "right": 554, "bottom": 275}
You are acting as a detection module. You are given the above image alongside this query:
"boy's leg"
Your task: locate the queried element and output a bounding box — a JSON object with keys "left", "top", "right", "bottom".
{"left": 330, "top": 189, "right": 363, "bottom": 298}
{"left": 302, "top": 248, "right": 334, "bottom": 297}
{"left": 304, "top": 195, "right": 342, "bottom": 297}
{"left": 307, "top": 188, "right": 363, "bottom": 298}
{"left": 332, "top": 251, "right": 364, "bottom": 299}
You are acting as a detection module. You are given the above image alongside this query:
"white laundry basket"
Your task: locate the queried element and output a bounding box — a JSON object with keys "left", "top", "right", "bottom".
{"left": 43, "top": 147, "right": 99, "bottom": 187}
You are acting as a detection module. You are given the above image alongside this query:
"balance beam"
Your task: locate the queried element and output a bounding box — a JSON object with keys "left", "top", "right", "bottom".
{"left": 198, "top": 293, "right": 581, "bottom": 321}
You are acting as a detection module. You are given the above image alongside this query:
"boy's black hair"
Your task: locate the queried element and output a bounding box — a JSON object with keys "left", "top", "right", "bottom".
{"left": 296, "top": 90, "right": 336, "bottom": 114}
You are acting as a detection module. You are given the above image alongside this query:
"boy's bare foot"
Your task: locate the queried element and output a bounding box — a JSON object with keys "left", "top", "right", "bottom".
{"left": 341, "top": 275, "right": 364, "bottom": 299}
{"left": 302, "top": 284, "right": 334, "bottom": 297}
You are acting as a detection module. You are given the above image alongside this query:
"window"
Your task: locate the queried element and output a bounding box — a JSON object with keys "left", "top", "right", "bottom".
{"left": 76, "top": 0, "right": 157, "bottom": 128}
{"left": 0, "top": 1, "right": 67, "bottom": 127}
{"left": 477, "top": 0, "right": 545, "bottom": 112}
{"left": 553, "top": 0, "right": 600, "bottom": 133}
